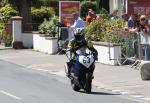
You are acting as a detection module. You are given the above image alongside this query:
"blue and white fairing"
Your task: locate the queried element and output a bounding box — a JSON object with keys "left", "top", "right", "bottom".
{"left": 75, "top": 47, "right": 94, "bottom": 68}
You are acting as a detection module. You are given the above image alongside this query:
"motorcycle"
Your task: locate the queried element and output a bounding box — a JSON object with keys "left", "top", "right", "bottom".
{"left": 65, "top": 47, "right": 95, "bottom": 93}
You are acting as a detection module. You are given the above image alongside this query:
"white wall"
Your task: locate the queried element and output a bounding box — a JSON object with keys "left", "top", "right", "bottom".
{"left": 12, "top": 16, "right": 33, "bottom": 48}
{"left": 12, "top": 20, "right": 22, "bottom": 42}
{"left": 94, "top": 43, "right": 121, "bottom": 65}
{"left": 22, "top": 33, "right": 33, "bottom": 48}
{"left": 33, "top": 34, "right": 58, "bottom": 54}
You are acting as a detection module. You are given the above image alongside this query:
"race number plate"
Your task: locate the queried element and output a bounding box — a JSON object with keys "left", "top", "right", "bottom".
{"left": 78, "top": 55, "right": 94, "bottom": 68}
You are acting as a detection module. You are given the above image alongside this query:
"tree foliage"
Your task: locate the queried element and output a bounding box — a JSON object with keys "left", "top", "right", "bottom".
{"left": 80, "top": 1, "right": 97, "bottom": 18}
{"left": 31, "top": 6, "right": 55, "bottom": 23}
{"left": 0, "top": 4, "right": 18, "bottom": 23}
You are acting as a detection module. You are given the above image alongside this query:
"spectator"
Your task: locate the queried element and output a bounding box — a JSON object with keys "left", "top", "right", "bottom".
{"left": 139, "top": 15, "right": 150, "bottom": 60}
{"left": 71, "top": 12, "right": 85, "bottom": 28}
{"left": 129, "top": 15, "right": 150, "bottom": 60}
{"left": 128, "top": 14, "right": 138, "bottom": 29}
{"left": 92, "top": 11, "right": 101, "bottom": 20}
{"left": 127, "top": 13, "right": 139, "bottom": 58}
{"left": 86, "top": 9, "right": 95, "bottom": 25}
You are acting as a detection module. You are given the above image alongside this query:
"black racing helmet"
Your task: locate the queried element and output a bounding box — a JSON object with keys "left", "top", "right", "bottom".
{"left": 74, "top": 28, "right": 85, "bottom": 43}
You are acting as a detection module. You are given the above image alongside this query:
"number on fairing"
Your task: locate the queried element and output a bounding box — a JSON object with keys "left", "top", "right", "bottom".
{"left": 79, "top": 55, "right": 94, "bottom": 68}
{"left": 83, "top": 57, "right": 90, "bottom": 63}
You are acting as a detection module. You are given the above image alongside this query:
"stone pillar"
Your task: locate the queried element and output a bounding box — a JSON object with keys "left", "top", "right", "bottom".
{"left": 11, "top": 16, "right": 23, "bottom": 49}
{"left": 118, "top": 0, "right": 123, "bottom": 17}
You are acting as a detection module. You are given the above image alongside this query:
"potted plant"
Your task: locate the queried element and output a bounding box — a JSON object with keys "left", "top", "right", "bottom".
{"left": 85, "top": 18, "right": 126, "bottom": 65}
{"left": 33, "top": 15, "right": 59, "bottom": 54}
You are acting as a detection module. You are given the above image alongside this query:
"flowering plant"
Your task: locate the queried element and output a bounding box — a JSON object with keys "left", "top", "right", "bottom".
{"left": 85, "top": 19, "right": 125, "bottom": 43}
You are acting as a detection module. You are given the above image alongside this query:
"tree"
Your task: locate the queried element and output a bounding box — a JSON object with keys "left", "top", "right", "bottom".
{"left": 8, "top": 0, "right": 31, "bottom": 24}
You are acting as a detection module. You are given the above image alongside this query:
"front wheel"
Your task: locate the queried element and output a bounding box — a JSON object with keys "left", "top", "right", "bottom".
{"left": 85, "top": 73, "right": 92, "bottom": 93}
{"left": 71, "top": 80, "right": 80, "bottom": 91}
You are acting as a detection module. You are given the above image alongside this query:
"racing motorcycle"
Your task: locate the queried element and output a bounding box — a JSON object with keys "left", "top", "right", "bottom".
{"left": 65, "top": 47, "right": 95, "bottom": 93}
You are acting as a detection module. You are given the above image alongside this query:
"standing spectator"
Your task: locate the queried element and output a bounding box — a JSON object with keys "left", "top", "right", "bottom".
{"left": 128, "top": 14, "right": 139, "bottom": 29}
{"left": 86, "top": 9, "right": 95, "bottom": 25}
{"left": 71, "top": 12, "right": 85, "bottom": 29}
{"left": 129, "top": 15, "right": 150, "bottom": 60}
{"left": 92, "top": 11, "right": 101, "bottom": 20}
{"left": 139, "top": 15, "right": 150, "bottom": 60}
{"left": 128, "top": 13, "right": 139, "bottom": 58}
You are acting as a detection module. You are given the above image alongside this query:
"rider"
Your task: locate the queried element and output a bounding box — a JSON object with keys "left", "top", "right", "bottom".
{"left": 66, "top": 28, "right": 98, "bottom": 78}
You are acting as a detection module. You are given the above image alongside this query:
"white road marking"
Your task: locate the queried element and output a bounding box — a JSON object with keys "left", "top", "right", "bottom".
{"left": 50, "top": 71, "right": 66, "bottom": 77}
{"left": 142, "top": 97, "right": 150, "bottom": 101}
{"left": 120, "top": 91, "right": 129, "bottom": 95}
{"left": 111, "top": 89, "right": 121, "bottom": 92}
{"left": 132, "top": 95, "right": 144, "bottom": 98}
{"left": 0, "top": 90, "right": 22, "bottom": 100}
{"left": 32, "top": 68, "right": 50, "bottom": 72}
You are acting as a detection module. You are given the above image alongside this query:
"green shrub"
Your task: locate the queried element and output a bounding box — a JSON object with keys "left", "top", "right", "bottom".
{"left": 103, "top": 19, "right": 125, "bottom": 43}
{"left": 38, "top": 15, "right": 59, "bottom": 37}
{"left": 0, "top": 23, "right": 12, "bottom": 47}
{"left": 85, "top": 19, "right": 106, "bottom": 41}
{"left": 31, "top": 0, "right": 59, "bottom": 16}
{"left": 99, "top": 8, "right": 109, "bottom": 19}
{"left": 0, "top": 4, "right": 18, "bottom": 23}
{"left": 31, "top": 6, "right": 55, "bottom": 23}
{"left": 3, "top": 34, "right": 12, "bottom": 47}
{"left": 0, "top": 23, "right": 5, "bottom": 38}
{"left": 85, "top": 19, "right": 125, "bottom": 43}
{"left": 85, "top": 18, "right": 133, "bottom": 55}
{"left": 80, "top": 1, "right": 97, "bottom": 19}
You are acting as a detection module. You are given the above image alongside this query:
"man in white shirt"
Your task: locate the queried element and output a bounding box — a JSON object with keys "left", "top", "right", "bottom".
{"left": 71, "top": 13, "right": 85, "bottom": 28}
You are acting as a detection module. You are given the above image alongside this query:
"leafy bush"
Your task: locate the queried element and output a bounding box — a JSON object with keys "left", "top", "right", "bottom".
{"left": 85, "top": 19, "right": 106, "bottom": 41}
{"left": 38, "top": 15, "right": 59, "bottom": 37}
{"left": 85, "top": 18, "right": 131, "bottom": 55}
{"left": 31, "top": 6, "right": 55, "bottom": 23}
{"left": 0, "top": 23, "right": 12, "bottom": 47}
{"left": 98, "top": 8, "right": 109, "bottom": 19}
{"left": 0, "top": 4, "right": 18, "bottom": 23}
{"left": 0, "top": 23, "right": 5, "bottom": 38}
{"left": 80, "top": 1, "right": 97, "bottom": 19}
{"left": 31, "top": 0, "right": 59, "bottom": 16}
{"left": 85, "top": 19, "right": 125, "bottom": 42}
{"left": 3, "top": 34, "right": 12, "bottom": 47}
{"left": 103, "top": 19, "right": 125, "bottom": 43}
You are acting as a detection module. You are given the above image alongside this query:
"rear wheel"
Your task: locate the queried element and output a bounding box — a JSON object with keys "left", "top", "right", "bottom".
{"left": 71, "top": 80, "right": 80, "bottom": 91}
{"left": 85, "top": 73, "right": 92, "bottom": 93}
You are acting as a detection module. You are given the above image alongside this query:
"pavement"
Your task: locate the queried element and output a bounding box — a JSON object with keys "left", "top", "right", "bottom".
{"left": 0, "top": 45, "right": 150, "bottom": 103}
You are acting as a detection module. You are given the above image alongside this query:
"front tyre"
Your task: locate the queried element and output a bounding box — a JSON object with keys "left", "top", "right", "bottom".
{"left": 71, "top": 80, "right": 80, "bottom": 91}
{"left": 85, "top": 73, "right": 92, "bottom": 93}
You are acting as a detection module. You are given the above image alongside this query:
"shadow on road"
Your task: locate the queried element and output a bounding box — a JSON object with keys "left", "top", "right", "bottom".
{"left": 90, "top": 91, "right": 120, "bottom": 95}
{"left": 78, "top": 91, "right": 120, "bottom": 95}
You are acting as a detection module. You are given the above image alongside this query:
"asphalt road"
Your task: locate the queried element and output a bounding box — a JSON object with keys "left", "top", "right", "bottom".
{"left": 0, "top": 60, "right": 139, "bottom": 103}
